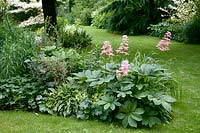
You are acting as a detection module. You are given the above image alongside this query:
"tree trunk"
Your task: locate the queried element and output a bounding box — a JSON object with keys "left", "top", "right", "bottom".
{"left": 41, "top": 0, "right": 57, "bottom": 36}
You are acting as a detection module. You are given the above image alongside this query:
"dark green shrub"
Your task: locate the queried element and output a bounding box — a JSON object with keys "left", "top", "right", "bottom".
{"left": 98, "top": 0, "right": 173, "bottom": 35}
{"left": 183, "top": 17, "right": 200, "bottom": 44}
{"left": 183, "top": 1, "right": 200, "bottom": 44}
{"left": 62, "top": 25, "right": 92, "bottom": 48}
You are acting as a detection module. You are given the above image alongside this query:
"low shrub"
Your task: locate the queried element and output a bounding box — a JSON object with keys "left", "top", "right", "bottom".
{"left": 62, "top": 25, "right": 92, "bottom": 48}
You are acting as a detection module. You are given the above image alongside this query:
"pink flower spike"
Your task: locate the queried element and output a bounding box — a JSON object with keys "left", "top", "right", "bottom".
{"left": 122, "top": 35, "right": 128, "bottom": 42}
{"left": 100, "top": 41, "right": 114, "bottom": 56}
{"left": 156, "top": 32, "right": 172, "bottom": 51}
{"left": 116, "top": 60, "right": 129, "bottom": 77}
{"left": 116, "top": 35, "right": 129, "bottom": 55}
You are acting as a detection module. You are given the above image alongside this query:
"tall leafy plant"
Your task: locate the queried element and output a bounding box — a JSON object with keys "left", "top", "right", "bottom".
{"left": 0, "top": 19, "right": 36, "bottom": 79}
{"left": 73, "top": 35, "right": 177, "bottom": 128}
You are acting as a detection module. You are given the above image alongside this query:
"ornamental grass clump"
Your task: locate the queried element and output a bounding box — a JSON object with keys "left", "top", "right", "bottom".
{"left": 72, "top": 35, "right": 177, "bottom": 128}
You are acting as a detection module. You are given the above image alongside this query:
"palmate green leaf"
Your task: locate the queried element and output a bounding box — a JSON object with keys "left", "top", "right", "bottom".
{"left": 142, "top": 116, "right": 161, "bottom": 128}
{"left": 110, "top": 104, "right": 115, "bottom": 110}
{"left": 104, "top": 103, "right": 111, "bottom": 110}
{"left": 117, "top": 92, "right": 126, "bottom": 98}
{"left": 135, "top": 108, "right": 145, "bottom": 115}
{"left": 128, "top": 116, "right": 137, "bottom": 127}
{"left": 135, "top": 91, "right": 149, "bottom": 99}
{"left": 162, "top": 95, "right": 176, "bottom": 103}
{"left": 131, "top": 114, "right": 142, "bottom": 121}
{"left": 89, "top": 81, "right": 99, "bottom": 87}
{"left": 136, "top": 84, "right": 143, "bottom": 90}
{"left": 97, "top": 95, "right": 120, "bottom": 110}
{"left": 96, "top": 100, "right": 107, "bottom": 105}
{"left": 117, "top": 100, "right": 144, "bottom": 128}
{"left": 72, "top": 71, "right": 86, "bottom": 78}
{"left": 116, "top": 113, "right": 125, "bottom": 119}
{"left": 161, "top": 102, "right": 172, "bottom": 112}
{"left": 122, "top": 117, "right": 129, "bottom": 128}
{"left": 114, "top": 101, "right": 121, "bottom": 107}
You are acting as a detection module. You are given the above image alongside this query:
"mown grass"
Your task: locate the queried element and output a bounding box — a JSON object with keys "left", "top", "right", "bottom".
{"left": 1, "top": 26, "right": 200, "bottom": 133}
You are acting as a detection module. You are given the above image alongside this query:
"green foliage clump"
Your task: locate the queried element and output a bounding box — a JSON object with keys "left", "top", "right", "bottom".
{"left": 46, "top": 80, "right": 85, "bottom": 117}
{"left": 26, "top": 45, "right": 86, "bottom": 84}
{"left": 0, "top": 75, "right": 49, "bottom": 112}
{"left": 148, "top": 21, "right": 184, "bottom": 42}
{"left": 73, "top": 52, "right": 177, "bottom": 128}
{"left": 0, "top": 21, "right": 36, "bottom": 79}
{"left": 62, "top": 25, "right": 92, "bottom": 48}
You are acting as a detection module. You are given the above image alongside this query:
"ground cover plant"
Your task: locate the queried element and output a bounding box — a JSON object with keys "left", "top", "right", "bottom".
{"left": 1, "top": 26, "right": 200, "bottom": 132}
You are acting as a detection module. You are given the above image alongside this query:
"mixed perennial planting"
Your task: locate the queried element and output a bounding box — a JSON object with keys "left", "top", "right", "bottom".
{"left": 0, "top": 32, "right": 177, "bottom": 128}
{"left": 71, "top": 35, "right": 177, "bottom": 128}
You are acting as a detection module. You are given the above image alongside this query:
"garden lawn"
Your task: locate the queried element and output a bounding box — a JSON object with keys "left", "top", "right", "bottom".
{"left": 1, "top": 26, "right": 200, "bottom": 133}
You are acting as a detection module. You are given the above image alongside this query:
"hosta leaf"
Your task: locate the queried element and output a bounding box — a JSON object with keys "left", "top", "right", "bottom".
{"left": 128, "top": 116, "right": 137, "bottom": 127}
{"left": 135, "top": 108, "right": 145, "bottom": 115}
{"left": 116, "top": 113, "right": 125, "bottom": 119}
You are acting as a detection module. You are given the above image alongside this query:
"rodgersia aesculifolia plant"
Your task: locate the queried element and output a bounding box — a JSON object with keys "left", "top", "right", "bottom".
{"left": 73, "top": 35, "right": 177, "bottom": 128}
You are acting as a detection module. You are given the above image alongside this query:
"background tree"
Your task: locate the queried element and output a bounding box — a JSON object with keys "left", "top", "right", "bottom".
{"left": 99, "top": 0, "right": 174, "bottom": 35}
